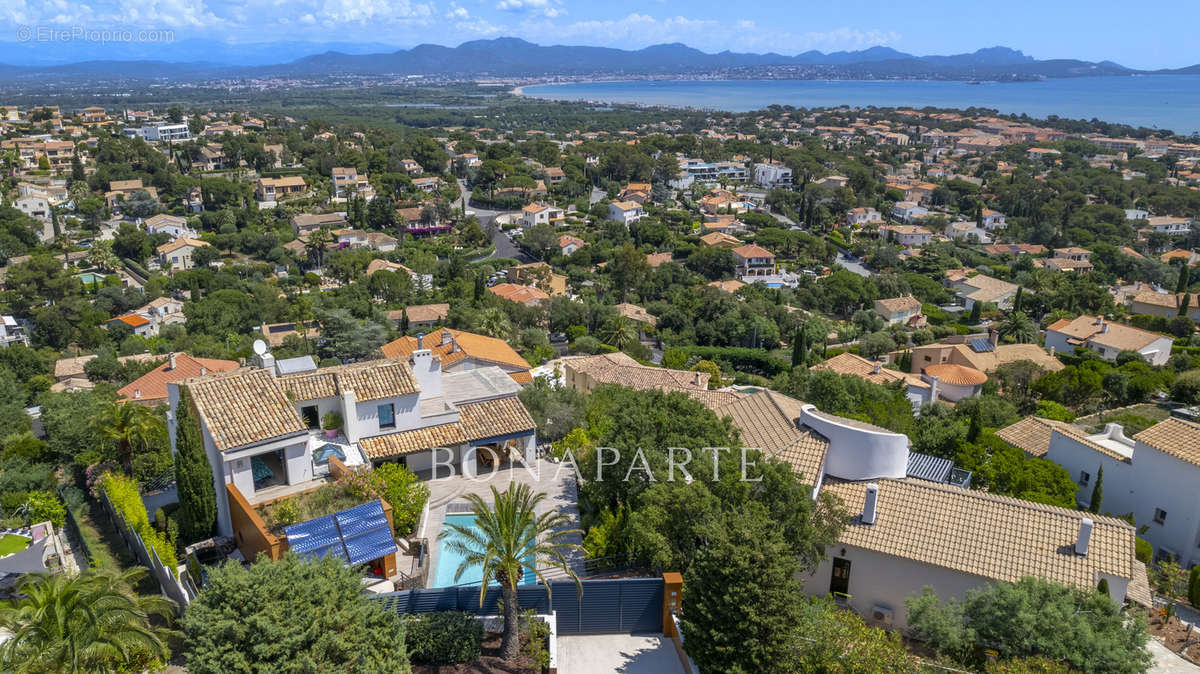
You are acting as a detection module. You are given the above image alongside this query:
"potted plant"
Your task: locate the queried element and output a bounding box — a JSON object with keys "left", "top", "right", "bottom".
{"left": 322, "top": 411, "right": 343, "bottom": 439}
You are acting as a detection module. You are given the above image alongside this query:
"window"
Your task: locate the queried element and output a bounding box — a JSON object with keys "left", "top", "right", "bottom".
{"left": 300, "top": 406, "right": 320, "bottom": 429}
{"left": 1078, "top": 471, "right": 1090, "bottom": 487}
{"left": 1154, "top": 508, "right": 1168, "bottom": 525}
{"left": 378, "top": 403, "right": 395, "bottom": 429}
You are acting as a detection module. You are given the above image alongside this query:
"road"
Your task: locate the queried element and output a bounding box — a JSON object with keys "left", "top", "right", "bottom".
{"left": 458, "top": 178, "right": 532, "bottom": 263}
{"left": 836, "top": 251, "right": 873, "bottom": 277}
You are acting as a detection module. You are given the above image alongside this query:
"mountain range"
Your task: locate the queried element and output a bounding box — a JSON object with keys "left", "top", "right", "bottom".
{"left": 0, "top": 37, "right": 1196, "bottom": 82}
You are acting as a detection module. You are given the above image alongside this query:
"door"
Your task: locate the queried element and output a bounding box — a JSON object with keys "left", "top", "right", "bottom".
{"left": 829, "top": 557, "right": 851, "bottom": 596}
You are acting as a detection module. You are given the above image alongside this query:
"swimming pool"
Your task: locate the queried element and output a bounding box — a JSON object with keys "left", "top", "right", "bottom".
{"left": 76, "top": 272, "right": 107, "bottom": 285}
{"left": 433, "top": 513, "right": 536, "bottom": 588}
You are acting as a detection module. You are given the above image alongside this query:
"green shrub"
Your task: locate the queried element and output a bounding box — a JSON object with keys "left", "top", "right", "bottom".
{"left": 405, "top": 612, "right": 483, "bottom": 665}
{"left": 1135, "top": 537, "right": 1153, "bottom": 565}
{"left": 322, "top": 412, "right": 343, "bottom": 431}
{"left": 24, "top": 490, "right": 65, "bottom": 528}
{"left": 272, "top": 497, "right": 302, "bottom": 527}
{"left": 523, "top": 616, "right": 551, "bottom": 670}
{"left": 100, "top": 472, "right": 177, "bottom": 575}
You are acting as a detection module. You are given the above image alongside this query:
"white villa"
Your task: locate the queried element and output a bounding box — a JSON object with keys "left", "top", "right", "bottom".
{"left": 998, "top": 415, "right": 1200, "bottom": 567}
{"left": 168, "top": 346, "right": 537, "bottom": 541}
{"left": 698, "top": 390, "right": 1148, "bottom": 630}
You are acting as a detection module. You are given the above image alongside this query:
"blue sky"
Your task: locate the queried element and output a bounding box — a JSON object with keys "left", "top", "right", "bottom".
{"left": 2, "top": 0, "right": 1196, "bottom": 69}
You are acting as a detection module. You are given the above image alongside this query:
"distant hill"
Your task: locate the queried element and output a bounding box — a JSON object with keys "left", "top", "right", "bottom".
{"left": 0, "top": 37, "right": 1193, "bottom": 82}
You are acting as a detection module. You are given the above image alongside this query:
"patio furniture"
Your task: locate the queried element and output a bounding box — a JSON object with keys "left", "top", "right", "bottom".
{"left": 251, "top": 456, "right": 274, "bottom": 485}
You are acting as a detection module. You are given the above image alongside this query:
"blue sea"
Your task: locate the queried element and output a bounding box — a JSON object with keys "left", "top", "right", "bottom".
{"left": 523, "top": 76, "right": 1200, "bottom": 136}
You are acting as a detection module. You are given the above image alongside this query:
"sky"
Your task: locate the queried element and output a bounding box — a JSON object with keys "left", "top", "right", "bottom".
{"left": 2, "top": 0, "right": 1197, "bottom": 70}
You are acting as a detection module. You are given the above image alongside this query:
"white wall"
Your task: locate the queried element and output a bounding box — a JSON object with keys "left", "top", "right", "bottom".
{"left": 801, "top": 406, "right": 909, "bottom": 481}
{"left": 1047, "top": 433, "right": 1200, "bottom": 566}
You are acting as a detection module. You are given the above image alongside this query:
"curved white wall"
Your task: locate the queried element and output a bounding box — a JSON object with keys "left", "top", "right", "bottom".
{"left": 800, "top": 405, "right": 909, "bottom": 481}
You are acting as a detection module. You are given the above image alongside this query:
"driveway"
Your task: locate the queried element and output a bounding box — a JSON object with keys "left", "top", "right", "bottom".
{"left": 558, "top": 634, "right": 686, "bottom": 674}
{"left": 1149, "top": 638, "right": 1200, "bottom": 673}
{"left": 836, "top": 251, "right": 872, "bottom": 278}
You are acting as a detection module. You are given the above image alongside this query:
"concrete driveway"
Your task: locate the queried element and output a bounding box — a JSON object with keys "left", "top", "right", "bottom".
{"left": 1149, "top": 638, "right": 1200, "bottom": 673}
{"left": 558, "top": 634, "right": 685, "bottom": 674}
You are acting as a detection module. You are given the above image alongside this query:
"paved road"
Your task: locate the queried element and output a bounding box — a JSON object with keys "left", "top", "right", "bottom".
{"left": 836, "top": 251, "right": 873, "bottom": 277}
{"left": 458, "top": 178, "right": 532, "bottom": 263}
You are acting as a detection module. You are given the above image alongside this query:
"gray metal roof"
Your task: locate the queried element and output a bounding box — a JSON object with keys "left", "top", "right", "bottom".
{"left": 275, "top": 355, "right": 318, "bottom": 376}
{"left": 906, "top": 451, "right": 954, "bottom": 484}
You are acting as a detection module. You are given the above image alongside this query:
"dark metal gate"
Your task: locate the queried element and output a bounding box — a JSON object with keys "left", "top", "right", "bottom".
{"left": 376, "top": 577, "right": 664, "bottom": 634}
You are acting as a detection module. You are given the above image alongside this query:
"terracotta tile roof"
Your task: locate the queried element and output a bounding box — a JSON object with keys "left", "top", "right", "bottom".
{"left": 923, "top": 363, "right": 987, "bottom": 386}
{"left": 686, "top": 389, "right": 749, "bottom": 411}
{"left": 874, "top": 296, "right": 922, "bottom": 315}
{"left": 278, "top": 359, "right": 420, "bottom": 403}
{"left": 948, "top": 343, "right": 1065, "bottom": 374}
{"left": 707, "top": 279, "right": 746, "bottom": 294}
{"left": 404, "top": 303, "right": 450, "bottom": 324}
{"left": 996, "top": 416, "right": 1129, "bottom": 461}
{"left": 1133, "top": 417, "right": 1200, "bottom": 468}
{"left": 109, "top": 313, "right": 150, "bottom": 328}
{"left": 824, "top": 478, "right": 1137, "bottom": 591}
{"left": 567, "top": 353, "right": 710, "bottom": 392}
{"left": 458, "top": 396, "right": 537, "bottom": 442}
{"left": 995, "top": 416, "right": 1078, "bottom": 457}
{"left": 1130, "top": 289, "right": 1178, "bottom": 310}
{"left": 699, "top": 232, "right": 742, "bottom": 247}
{"left": 812, "top": 352, "right": 929, "bottom": 389}
{"left": 118, "top": 353, "right": 238, "bottom": 403}
{"left": 959, "top": 274, "right": 1018, "bottom": 303}
{"left": 358, "top": 396, "right": 535, "bottom": 460}
{"left": 359, "top": 422, "right": 466, "bottom": 458}
{"left": 156, "top": 237, "right": 209, "bottom": 255}
{"left": 614, "top": 303, "right": 657, "bottom": 327}
{"left": 380, "top": 328, "right": 530, "bottom": 380}
{"left": 185, "top": 369, "right": 306, "bottom": 452}
{"left": 731, "top": 244, "right": 774, "bottom": 260}
{"left": 711, "top": 390, "right": 828, "bottom": 484}
{"left": 646, "top": 252, "right": 673, "bottom": 268}
{"left": 488, "top": 283, "right": 550, "bottom": 304}
{"left": 1048, "top": 315, "right": 1166, "bottom": 352}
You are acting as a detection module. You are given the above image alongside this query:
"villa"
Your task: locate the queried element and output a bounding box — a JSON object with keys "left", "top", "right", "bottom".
{"left": 1044, "top": 315, "right": 1173, "bottom": 366}
{"left": 381, "top": 328, "right": 534, "bottom": 384}
{"left": 167, "top": 346, "right": 537, "bottom": 557}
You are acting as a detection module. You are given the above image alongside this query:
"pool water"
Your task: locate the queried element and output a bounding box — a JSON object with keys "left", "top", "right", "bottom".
{"left": 433, "top": 513, "right": 536, "bottom": 588}
{"left": 76, "top": 272, "right": 107, "bottom": 285}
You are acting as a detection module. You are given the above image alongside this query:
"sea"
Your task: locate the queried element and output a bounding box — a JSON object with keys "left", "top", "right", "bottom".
{"left": 523, "top": 76, "right": 1200, "bottom": 136}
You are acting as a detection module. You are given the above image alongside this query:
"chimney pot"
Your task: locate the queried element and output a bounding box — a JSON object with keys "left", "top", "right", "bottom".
{"left": 862, "top": 483, "right": 879, "bottom": 525}
{"left": 201, "top": 367, "right": 207, "bottom": 376}
{"left": 168, "top": 353, "right": 177, "bottom": 370}
{"left": 1049, "top": 345, "right": 1056, "bottom": 356}
{"left": 417, "top": 332, "right": 424, "bottom": 349}
{"left": 442, "top": 330, "right": 452, "bottom": 346}
{"left": 988, "top": 327, "right": 999, "bottom": 347}
{"left": 134, "top": 389, "right": 141, "bottom": 399}
{"left": 1076, "top": 517, "right": 1093, "bottom": 556}
{"left": 872, "top": 361, "right": 882, "bottom": 375}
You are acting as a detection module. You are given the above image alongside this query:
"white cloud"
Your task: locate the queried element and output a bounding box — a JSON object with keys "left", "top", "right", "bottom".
{"left": 496, "top": 0, "right": 563, "bottom": 19}
{"left": 514, "top": 13, "right": 898, "bottom": 55}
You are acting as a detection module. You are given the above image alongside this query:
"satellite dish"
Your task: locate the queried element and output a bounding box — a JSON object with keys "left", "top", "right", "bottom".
{"left": 252, "top": 339, "right": 269, "bottom": 356}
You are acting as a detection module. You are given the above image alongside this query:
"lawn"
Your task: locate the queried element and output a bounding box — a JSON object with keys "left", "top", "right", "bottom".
{"left": 0, "top": 534, "right": 30, "bottom": 556}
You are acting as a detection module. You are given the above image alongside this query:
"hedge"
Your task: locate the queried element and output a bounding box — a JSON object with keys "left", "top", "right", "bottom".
{"left": 674, "top": 346, "right": 789, "bottom": 376}
{"left": 100, "top": 471, "right": 177, "bottom": 576}
{"left": 406, "top": 612, "right": 483, "bottom": 665}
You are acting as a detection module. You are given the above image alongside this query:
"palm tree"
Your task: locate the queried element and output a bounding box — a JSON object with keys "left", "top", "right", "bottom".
{"left": 90, "top": 400, "right": 161, "bottom": 474}
{"left": 441, "top": 483, "right": 582, "bottom": 661}
{"left": 0, "top": 568, "right": 175, "bottom": 673}
{"left": 305, "top": 227, "right": 332, "bottom": 270}
{"left": 998, "top": 310, "right": 1037, "bottom": 344}
{"left": 602, "top": 316, "right": 640, "bottom": 352}
{"left": 86, "top": 241, "right": 120, "bottom": 272}
{"left": 475, "top": 307, "right": 513, "bottom": 340}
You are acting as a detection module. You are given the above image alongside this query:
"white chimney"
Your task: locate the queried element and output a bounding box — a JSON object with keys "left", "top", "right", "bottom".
{"left": 1076, "top": 517, "right": 1093, "bottom": 556}
{"left": 441, "top": 330, "right": 452, "bottom": 346}
{"left": 134, "top": 389, "right": 141, "bottom": 399}
{"left": 417, "top": 332, "right": 425, "bottom": 349}
{"left": 872, "top": 361, "right": 882, "bottom": 375}
{"left": 929, "top": 375, "right": 939, "bottom": 403}
{"left": 1100, "top": 321, "right": 1109, "bottom": 334}
{"left": 1049, "top": 346, "right": 1056, "bottom": 357}
{"left": 168, "top": 353, "right": 177, "bottom": 370}
{"left": 200, "top": 367, "right": 207, "bottom": 376}
{"left": 862, "top": 483, "right": 879, "bottom": 525}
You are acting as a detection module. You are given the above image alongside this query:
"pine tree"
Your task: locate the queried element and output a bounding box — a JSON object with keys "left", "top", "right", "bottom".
{"left": 1177, "top": 264, "right": 1191, "bottom": 294}
{"left": 1088, "top": 465, "right": 1103, "bottom": 514}
{"left": 176, "top": 388, "right": 216, "bottom": 543}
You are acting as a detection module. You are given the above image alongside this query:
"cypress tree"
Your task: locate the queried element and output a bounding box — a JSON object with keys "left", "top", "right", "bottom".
{"left": 969, "top": 301, "right": 982, "bottom": 324}
{"left": 1097, "top": 577, "right": 1109, "bottom": 596}
{"left": 792, "top": 326, "right": 808, "bottom": 369}
{"left": 176, "top": 388, "right": 217, "bottom": 543}
{"left": 1177, "top": 264, "right": 1190, "bottom": 294}
{"left": 1180, "top": 293, "right": 1191, "bottom": 318}
{"left": 1013, "top": 287, "right": 1023, "bottom": 313}
{"left": 1088, "top": 465, "right": 1103, "bottom": 514}
{"left": 967, "top": 407, "right": 982, "bottom": 442}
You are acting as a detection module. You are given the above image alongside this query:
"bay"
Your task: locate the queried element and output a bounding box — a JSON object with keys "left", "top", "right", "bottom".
{"left": 523, "top": 76, "right": 1200, "bottom": 136}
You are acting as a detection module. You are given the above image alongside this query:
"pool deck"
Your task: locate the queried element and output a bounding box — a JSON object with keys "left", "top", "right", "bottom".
{"left": 421, "top": 458, "right": 584, "bottom": 588}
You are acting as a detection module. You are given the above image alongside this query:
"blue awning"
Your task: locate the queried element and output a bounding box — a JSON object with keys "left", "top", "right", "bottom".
{"left": 284, "top": 499, "right": 397, "bottom": 567}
